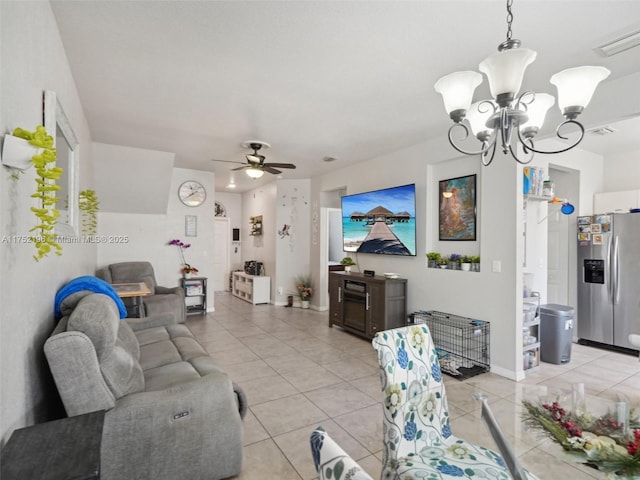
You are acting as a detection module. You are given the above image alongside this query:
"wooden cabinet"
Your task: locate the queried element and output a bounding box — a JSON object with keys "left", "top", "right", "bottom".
{"left": 232, "top": 271, "right": 270, "bottom": 304}
{"left": 181, "top": 277, "right": 207, "bottom": 315}
{"left": 329, "top": 271, "right": 407, "bottom": 340}
{"left": 594, "top": 190, "right": 640, "bottom": 213}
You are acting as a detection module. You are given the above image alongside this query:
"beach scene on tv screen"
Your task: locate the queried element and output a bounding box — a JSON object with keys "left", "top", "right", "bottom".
{"left": 342, "top": 184, "right": 416, "bottom": 256}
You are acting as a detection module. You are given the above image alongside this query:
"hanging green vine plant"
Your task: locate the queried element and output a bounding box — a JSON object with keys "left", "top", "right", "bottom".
{"left": 12, "top": 126, "right": 63, "bottom": 261}
{"left": 79, "top": 189, "right": 99, "bottom": 235}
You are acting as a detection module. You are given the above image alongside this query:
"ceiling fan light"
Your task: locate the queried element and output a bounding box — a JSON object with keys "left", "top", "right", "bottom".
{"left": 520, "top": 93, "right": 555, "bottom": 130}
{"left": 434, "top": 71, "right": 483, "bottom": 121}
{"left": 479, "top": 47, "right": 537, "bottom": 105}
{"left": 246, "top": 167, "right": 264, "bottom": 179}
{"left": 550, "top": 66, "right": 610, "bottom": 115}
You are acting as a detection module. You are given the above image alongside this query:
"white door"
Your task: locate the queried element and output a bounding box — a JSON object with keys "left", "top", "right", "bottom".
{"left": 213, "top": 218, "right": 230, "bottom": 291}
{"left": 547, "top": 207, "right": 569, "bottom": 304}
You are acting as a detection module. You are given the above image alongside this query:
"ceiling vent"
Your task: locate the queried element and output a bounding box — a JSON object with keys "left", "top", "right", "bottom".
{"left": 594, "top": 29, "right": 640, "bottom": 57}
{"left": 588, "top": 126, "right": 617, "bottom": 136}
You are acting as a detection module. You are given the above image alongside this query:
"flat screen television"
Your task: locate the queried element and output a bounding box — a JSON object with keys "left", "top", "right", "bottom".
{"left": 341, "top": 183, "right": 416, "bottom": 256}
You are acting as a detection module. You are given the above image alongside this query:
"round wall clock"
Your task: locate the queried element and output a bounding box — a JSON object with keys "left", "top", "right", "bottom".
{"left": 178, "top": 180, "right": 206, "bottom": 207}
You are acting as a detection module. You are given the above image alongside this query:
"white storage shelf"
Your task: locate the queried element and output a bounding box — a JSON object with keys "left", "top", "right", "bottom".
{"left": 232, "top": 272, "right": 270, "bottom": 305}
{"left": 523, "top": 297, "right": 541, "bottom": 372}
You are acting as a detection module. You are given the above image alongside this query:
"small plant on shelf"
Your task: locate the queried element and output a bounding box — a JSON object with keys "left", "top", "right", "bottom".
{"left": 438, "top": 256, "right": 449, "bottom": 268}
{"left": 340, "top": 256, "right": 356, "bottom": 271}
{"left": 426, "top": 252, "right": 441, "bottom": 268}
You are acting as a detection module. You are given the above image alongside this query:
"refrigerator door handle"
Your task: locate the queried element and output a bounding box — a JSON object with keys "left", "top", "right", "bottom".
{"left": 612, "top": 235, "right": 620, "bottom": 305}
{"left": 606, "top": 235, "right": 612, "bottom": 300}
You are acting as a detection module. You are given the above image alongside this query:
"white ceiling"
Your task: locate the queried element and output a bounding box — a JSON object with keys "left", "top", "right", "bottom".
{"left": 50, "top": 0, "right": 640, "bottom": 192}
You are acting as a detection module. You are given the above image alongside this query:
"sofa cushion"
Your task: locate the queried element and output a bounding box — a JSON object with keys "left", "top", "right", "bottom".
{"left": 139, "top": 335, "right": 208, "bottom": 371}
{"left": 67, "top": 294, "right": 120, "bottom": 360}
{"left": 139, "top": 340, "right": 182, "bottom": 370}
{"left": 135, "top": 323, "right": 193, "bottom": 347}
{"left": 67, "top": 294, "right": 144, "bottom": 399}
{"left": 117, "top": 321, "right": 140, "bottom": 360}
{"left": 143, "top": 361, "right": 202, "bottom": 391}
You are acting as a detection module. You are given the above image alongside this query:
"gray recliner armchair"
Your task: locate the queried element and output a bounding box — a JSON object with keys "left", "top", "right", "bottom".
{"left": 96, "top": 261, "right": 185, "bottom": 323}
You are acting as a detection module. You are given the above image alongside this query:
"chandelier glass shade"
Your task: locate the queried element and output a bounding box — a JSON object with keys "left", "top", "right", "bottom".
{"left": 245, "top": 167, "right": 264, "bottom": 179}
{"left": 434, "top": 0, "right": 610, "bottom": 166}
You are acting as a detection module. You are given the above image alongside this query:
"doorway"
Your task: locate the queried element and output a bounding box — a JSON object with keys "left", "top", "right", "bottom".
{"left": 214, "top": 218, "right": 230, "bottom": 292}
{"left": 547, "top": 166, "right": 579, "bottom": 307}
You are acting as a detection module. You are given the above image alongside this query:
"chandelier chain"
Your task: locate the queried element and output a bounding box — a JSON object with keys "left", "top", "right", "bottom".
{"left": 505, "top": 0, "right": 514, "bottom": 41}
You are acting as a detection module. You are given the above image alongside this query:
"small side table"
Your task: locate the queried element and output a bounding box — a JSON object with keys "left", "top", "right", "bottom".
{"left": 181, "top": 276, "right": 207, "bottom": 315}
{"left": 112, "top": 281, "right": 152, "bottom": 317}
{"left": 1, "top": 410, "right": 104, "bottom": 480}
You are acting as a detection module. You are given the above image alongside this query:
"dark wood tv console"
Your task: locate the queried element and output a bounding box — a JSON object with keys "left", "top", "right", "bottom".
{"left": 329, "top": 271, "right": 407, "bottom": 340}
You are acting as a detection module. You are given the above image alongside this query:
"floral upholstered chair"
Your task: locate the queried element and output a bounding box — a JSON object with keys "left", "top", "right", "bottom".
{"left": 310, "top": 426, "right": 374, "bottom": 480}
{"left": 372, "top": 325, "right": 538, "bottom": 480}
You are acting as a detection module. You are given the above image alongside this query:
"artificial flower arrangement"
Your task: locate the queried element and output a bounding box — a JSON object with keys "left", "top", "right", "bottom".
{"left": 12, "top": 126, "right": 63, "bottom": 261}
{"left": 168, "top": 239, "right": 198, "bottom": 277}
{"left": 295, "top": 275, "right": 314, "bottom": 301}
{"left": 79, "top": 189, "right": 99, "bottom": 235}
{"left": 523, "top": 395, "right": 640, "bottom": 478}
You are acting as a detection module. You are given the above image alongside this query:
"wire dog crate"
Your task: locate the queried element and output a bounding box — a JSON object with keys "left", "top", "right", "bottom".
{"left": 409, "top": 310, "right": 490, "bottom": 380}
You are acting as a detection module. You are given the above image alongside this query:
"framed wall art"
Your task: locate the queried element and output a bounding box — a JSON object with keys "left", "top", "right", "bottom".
{"left": 439, "top": 174, "right": 477, "bottom": 241}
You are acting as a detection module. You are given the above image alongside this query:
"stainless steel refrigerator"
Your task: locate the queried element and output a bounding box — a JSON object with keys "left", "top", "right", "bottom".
{"left": 577, "top": 212, "right": 640, "bottom": 350}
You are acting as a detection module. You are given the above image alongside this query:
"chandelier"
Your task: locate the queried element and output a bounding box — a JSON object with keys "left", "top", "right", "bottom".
{"left": 434, "top": 0, "right": 610, "bottom": 166}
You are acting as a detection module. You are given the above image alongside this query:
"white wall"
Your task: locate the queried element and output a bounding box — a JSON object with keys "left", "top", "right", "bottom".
{"left": 98, "top": 166, "right": 216, "bottom": 309}
{"left": 1, "top": 2, "right": 95, "bottom": 443}
{"left": 274, "top": 179, "right": 311, "bottom": 305}
{"left": 215, "top": 191, "right": 243, "bottom": 271}
{"left": 242, "top": 182, "right": 277, "bottom": 294}
{"left": 602, "top": 148, "right": 640, "bottom": 192}
{"left": 93, "top": 142, "right": 174, "bottom": 214}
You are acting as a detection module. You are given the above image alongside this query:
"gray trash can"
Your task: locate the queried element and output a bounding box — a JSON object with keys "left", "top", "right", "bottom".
{"left": 540, "top": 304, "right": 574, "bottom": 364}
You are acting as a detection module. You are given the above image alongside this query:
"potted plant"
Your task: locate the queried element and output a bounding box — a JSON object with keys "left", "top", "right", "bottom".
{"left": 449, "top": 253, "right": 462, "bottom": 270}
{"left": 295, "top": 275, "right": 314, "bottom": 308}
{"left": 168, "top": 239, "right": 198, "bottom": 278}
{"left": 426, "top": 252, "right": 441, "bottom": 268}
{"left": 460, "top": 255, "right": 472, "bottom": 271}
{"left": 438, "top": 256, "right": 449, "bottom": 269}
{"left": 340, "top": 256, "right": 356, "bottom": 272}
{"left": 471, "top": 255, "right": 481, "bottom": 272}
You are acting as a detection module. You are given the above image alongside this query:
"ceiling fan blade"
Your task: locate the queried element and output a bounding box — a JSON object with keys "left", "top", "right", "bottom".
{"left": 210, "top": 158, "right": 245, "bottom": 165}
{"left": 263, "top": 166, "right": 282, "bottom": 175}
{"left": 231, "top": 165, "right": 249, "bottom": 171}
{"left": 264, "top": 163, "right": 296, "bottom": 169}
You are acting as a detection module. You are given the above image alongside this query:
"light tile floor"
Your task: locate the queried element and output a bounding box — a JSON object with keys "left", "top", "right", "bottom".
{"left": 185, "top": 293, "right": 640, "bottom": 480}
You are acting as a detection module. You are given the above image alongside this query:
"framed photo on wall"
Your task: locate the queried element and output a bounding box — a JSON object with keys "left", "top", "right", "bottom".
{"left": 439, "top": 174, "right": 477, "bottom": 241}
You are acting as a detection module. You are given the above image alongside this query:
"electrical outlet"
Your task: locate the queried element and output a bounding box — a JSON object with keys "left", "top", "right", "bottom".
{"left": 492, "top": 260, "right": 502, "bottom": 273}
{"left": 277, "top": 286, "right": 283, "bottom": 295}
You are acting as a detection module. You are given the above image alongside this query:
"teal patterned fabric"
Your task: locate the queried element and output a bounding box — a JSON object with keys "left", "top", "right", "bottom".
{"left": 372, "top": 326, "right": 538, "bottom": 480}
{"left": 311, "top": 426, "right": 374, "bottom": 480}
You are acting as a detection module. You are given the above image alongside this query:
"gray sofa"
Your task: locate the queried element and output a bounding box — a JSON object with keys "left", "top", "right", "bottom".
{"left": 96, "top": 261, "right": 186, "bottom": 323}
{"left": 45, "top": 291, "right": 246, "bottom": 480}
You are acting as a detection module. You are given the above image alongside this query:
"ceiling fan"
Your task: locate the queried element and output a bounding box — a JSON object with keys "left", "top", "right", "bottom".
{"left": 212, "top": 141, "right": 296, "bottom": 178}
